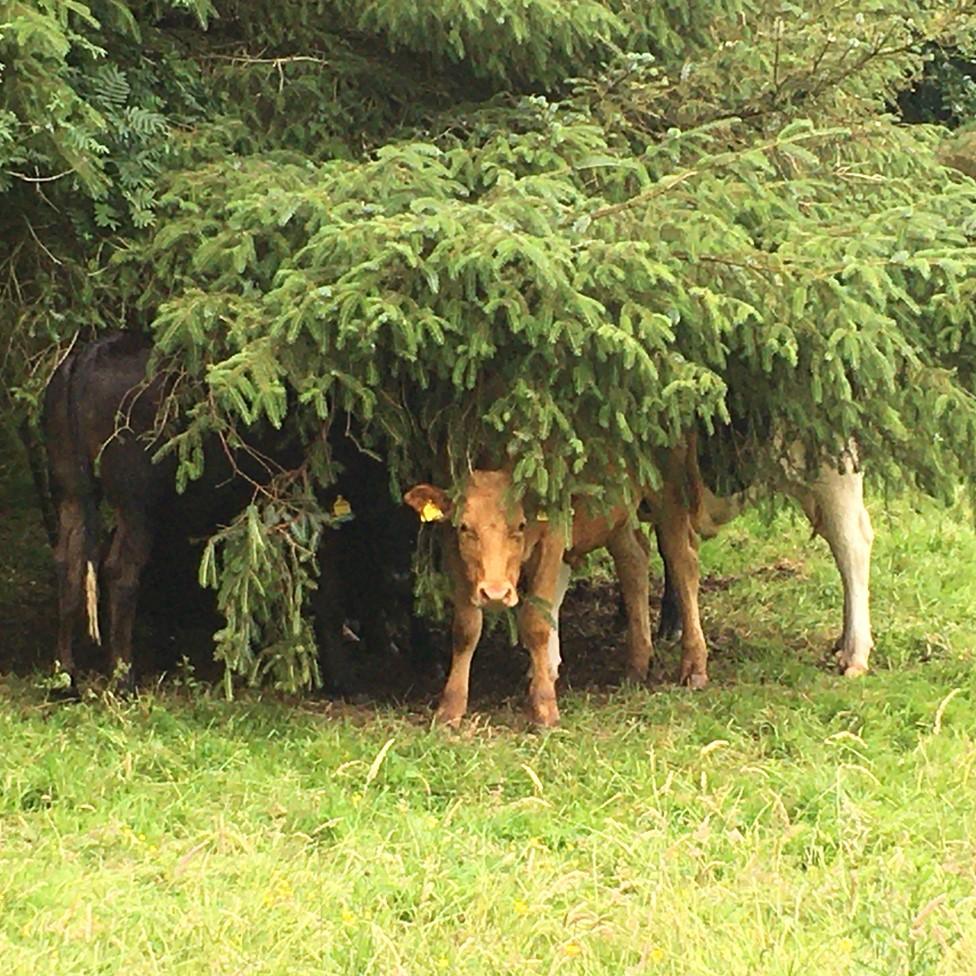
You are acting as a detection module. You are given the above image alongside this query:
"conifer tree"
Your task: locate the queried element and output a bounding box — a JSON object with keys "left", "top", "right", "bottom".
{"left": 3, "top": 2, "right": 976, "bottom": 687}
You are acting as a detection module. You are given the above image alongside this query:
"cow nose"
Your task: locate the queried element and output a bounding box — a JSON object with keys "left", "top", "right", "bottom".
{"left": 477, "top": 582, "right": 518, "bottom": 607}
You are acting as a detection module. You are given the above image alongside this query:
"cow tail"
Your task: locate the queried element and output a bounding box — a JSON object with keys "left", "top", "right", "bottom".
{"left": 63, "top": 349, "right": 103, "bottom": 645}
{"left": 84, "top": 559, "right": 100, "bottom": 643}
{"left": 79, "top": 455, "right": 102, "bottom": 646}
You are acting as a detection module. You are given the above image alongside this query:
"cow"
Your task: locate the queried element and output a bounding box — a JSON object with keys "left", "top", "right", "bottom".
{"left": 403, "top": 442, "right": 706, "bottom": 727}
{"left": 653, "top": 443, "right": 874, "bottom": 677}
{"left": 43, "top": 331, "right": 428, "bottom": 696}
{"left": 313, "top": 435, "right": 437, "bottom": 682}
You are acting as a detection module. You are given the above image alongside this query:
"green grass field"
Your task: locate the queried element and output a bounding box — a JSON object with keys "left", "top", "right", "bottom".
{"left": 2, "top": 443, "right": 976, "bottom": 974}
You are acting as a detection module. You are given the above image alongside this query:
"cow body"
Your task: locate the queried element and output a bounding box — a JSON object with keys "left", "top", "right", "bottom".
{"left": 43, "top": 332, "right": 426, "bottom": 694}
{"left": 45, "top": 333, "right": 176, "bottom": 691}
{"left": 656, "top": 443, "right": 874, "bottom": 676}
{"left": 405, "top": 444, "right": 706, "bottom": 727}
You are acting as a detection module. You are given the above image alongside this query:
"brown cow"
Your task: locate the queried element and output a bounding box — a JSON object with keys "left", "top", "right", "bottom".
{"left": 405, "top": 445, "right": 707, "bottom": 727}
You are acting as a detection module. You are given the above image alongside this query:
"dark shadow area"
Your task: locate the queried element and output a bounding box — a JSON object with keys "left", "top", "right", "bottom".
{"left": 3, "top": 436, "right": 775, "bottom": 714}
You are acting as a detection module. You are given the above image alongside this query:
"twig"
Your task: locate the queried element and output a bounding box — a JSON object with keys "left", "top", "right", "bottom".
{"left": 203, "top": 53, "right": 332, "bottom": 67}
{"left": 4, "top": 168, "right": 73, "bottom": 184}
{"left": 24, "top": 218, "right": 63, "bottom": 266}
{"left": 589, "top": 170, "right": 698, "bottom": 221}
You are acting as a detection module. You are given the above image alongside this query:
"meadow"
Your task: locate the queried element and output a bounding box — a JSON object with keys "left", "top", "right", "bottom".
{"left": 1, "top": 445, "right": 975, "bottom": 975}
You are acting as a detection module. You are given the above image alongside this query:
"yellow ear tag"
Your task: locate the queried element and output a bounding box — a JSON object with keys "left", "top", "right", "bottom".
{"left": 536, "top": 513, "right": 549, "bottom": 522}
{"left": 332, "top": 495, "right": 354, "bottom": 523}
{"left": 420, "top": 500, "right": 446, "bottom": 523}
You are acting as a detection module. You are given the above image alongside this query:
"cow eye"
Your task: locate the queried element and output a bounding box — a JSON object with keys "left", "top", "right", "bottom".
{"left": 460, "top": 522, "right": 472, "bottom": 534}
{"left": 516, "top": 521, "right": 526, "bottom": 533}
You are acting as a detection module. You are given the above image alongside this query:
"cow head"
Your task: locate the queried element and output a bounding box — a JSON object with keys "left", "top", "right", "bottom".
{"left": 405, "top": 470, "right": 528, "bottom": 609}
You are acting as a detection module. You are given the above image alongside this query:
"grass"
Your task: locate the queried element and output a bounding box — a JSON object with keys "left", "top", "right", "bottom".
{"left": 2, "top": 439, "right": 976, "bottom": 974}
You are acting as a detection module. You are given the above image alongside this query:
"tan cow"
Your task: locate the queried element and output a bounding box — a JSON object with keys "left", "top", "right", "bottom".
{"left": 405, "top": 446, "right": 707, "bottom": 727}
{"left": 658, "top": 444, "right": 874, "bottom": 676}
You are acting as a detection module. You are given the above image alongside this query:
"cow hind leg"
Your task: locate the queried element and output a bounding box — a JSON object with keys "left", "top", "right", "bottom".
{"left": 606, "top": 526, "right": 653, "bottom": 683}
{"left": 102, "top": 508, "right": 153, "bottom": 695}
{"left": 51, "top": 498, "right": 89, "bottom": 696}
{"left": 795, "top": 464, "right": 874, "bottom": 677}
{"left": 406, "top": 613, "right": 444, "bottom": 681}
{"left": 311, "top": 536, "right": 353, "bottom": 697}
{"left": 654, "top": 526, "right": 683, "bottom": 642}
{"left": 657, "top": 505, "right": 708, "bottom": 689}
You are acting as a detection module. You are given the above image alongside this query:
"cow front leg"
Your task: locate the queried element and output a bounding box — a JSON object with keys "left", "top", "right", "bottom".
{"left": 534, "top": 559, "right": 572, "bottom": 689}
{"left": 103, "top": 508, "right": 153, "bottom": 695}
{"left": 606, "top": 525, "right": 653, "bottom": 682}
{"left": 435, "top": 602, "right": 484, "bottom": 725}
{"left": 795, "top": 461, "right": 874, "bottom": 677}
{"left": 519, "top": 538, "right": 568, "bottom": 727}
{"left": 657, "top": 503, "right": 708, "bottom": 689}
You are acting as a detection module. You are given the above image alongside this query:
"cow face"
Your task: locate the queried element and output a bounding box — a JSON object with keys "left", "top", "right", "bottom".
{"left": 405, "top": 471, "right": 528, "bottom": 609}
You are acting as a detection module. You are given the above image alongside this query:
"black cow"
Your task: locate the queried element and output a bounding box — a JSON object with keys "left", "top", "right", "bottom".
{"left": 43, "top": 332, "right": 430, "bottom": 695}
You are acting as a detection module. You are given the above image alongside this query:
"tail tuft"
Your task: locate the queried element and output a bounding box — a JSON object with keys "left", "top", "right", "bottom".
{"left": 85, "top": 560, "right": 101, "bottom": 644}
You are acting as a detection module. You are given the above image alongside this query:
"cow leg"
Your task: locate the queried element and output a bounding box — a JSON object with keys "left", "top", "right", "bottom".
{"left": 518, "top": 536, "right": 567, "bottom": 728}
{"left": 435, "top": 602, "right": 484, "bottom": 725}
{"left": 531, "top": 558, "right": 572, "bottom": 689}
{"left": 657, "top": 502, "right": 708, "bottom": 689}
{"left": 654, "top": 526, "right": 683, "bottom": 642}
{"left": 102, "top": 507, "right": 153, "bottom": 694}
{"left": 406, "top": 612, "right": 444, "bottom": 680}
{"left": 794, "top": 463, "right": 874, "bottom": 677}
{"left": 606, "top": 525, "right": 653, "bottom": 682}
{"left": 52, "top": 498, "right": 89, "bottom": 694}
{"left": 311, "top": 530, "right": 352, "bottom": 696}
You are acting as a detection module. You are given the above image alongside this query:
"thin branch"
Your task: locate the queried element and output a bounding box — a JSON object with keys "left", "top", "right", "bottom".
{"left": 203, "top": 53, "right": 332, "bottom": 67}
{"left": 24, "top": 217, "right": 63, "bottom": 266}
{"left": 589, "top": 170, "right": 698, "bottom": 221}
{"left": 3, "top": 168, "right": 74, "bottom": 184}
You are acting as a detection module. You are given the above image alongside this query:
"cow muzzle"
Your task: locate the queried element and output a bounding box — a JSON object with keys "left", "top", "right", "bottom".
{"left": 475, "top": 581, "right": 518, "bottom": 609}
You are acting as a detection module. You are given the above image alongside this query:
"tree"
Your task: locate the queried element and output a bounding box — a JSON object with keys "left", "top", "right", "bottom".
{"left": 4, "top": 1, "right": 976, "bottom": 689}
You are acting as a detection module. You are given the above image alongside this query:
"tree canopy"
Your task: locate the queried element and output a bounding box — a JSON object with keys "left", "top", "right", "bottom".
{"left": 3, "top": 1, "right": 976, "bottom": 688}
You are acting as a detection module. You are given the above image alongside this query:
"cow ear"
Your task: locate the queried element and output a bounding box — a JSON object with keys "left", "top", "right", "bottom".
{"left": 404, "top": 484, "right": 452, "bottom": 523}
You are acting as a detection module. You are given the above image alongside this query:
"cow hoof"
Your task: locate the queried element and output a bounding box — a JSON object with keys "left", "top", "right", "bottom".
{"left": 682, "top": 672, "right": 709, "bottom": 690}
{"left": 113, "top": 677, "right": 137, "bottom": 700}
{"left": 529, "top": 699, "right": 560, "bottom": 728}
{"left": 47, "top": 683, "right": 81, "bottom": 704}
{"left": 622, "top": 666, "right": 649, "bottom": 687}
{"left": 834, "top": 646, "right": 870, "bottom": 678}
{"left": 434, "top": 714, "right": 463, "bottom": 729}
{"left": 314, "top": 684, "right": 347, "bottom": 702}
{"left": 434, "top": 702, "right": 466, "bottom": 727}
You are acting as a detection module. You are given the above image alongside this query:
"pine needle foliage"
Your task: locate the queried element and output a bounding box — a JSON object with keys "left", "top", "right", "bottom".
{"left": 4, "top": 1, "right": 976, "bottom": 688}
